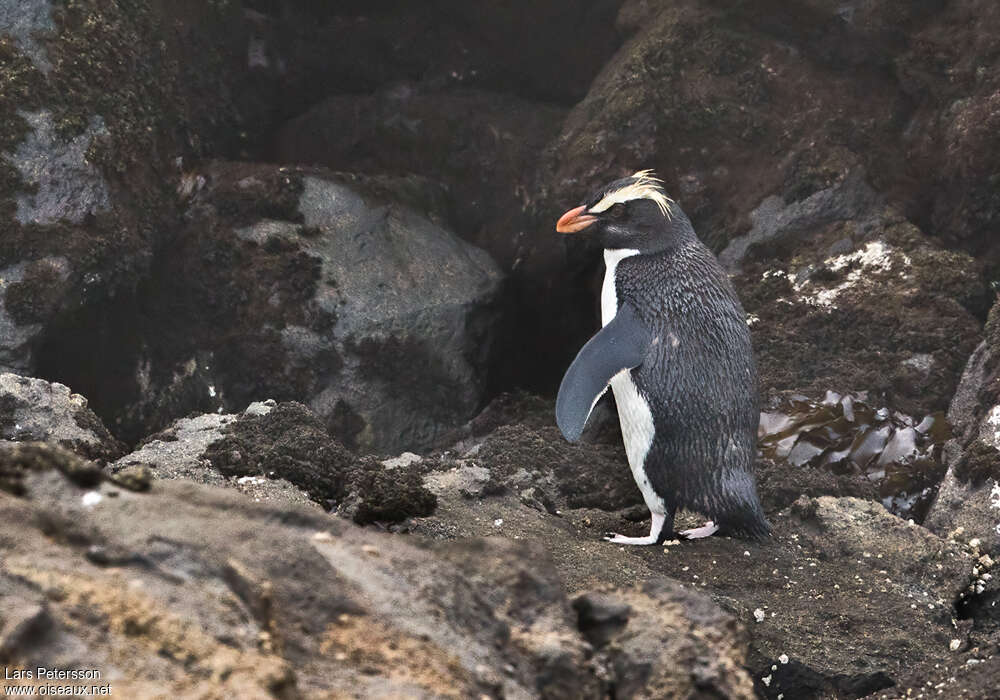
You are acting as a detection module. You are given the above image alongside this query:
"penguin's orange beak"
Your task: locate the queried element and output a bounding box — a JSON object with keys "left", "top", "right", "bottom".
{"left": 556, "top": 205, "right": 597, "bottom": 234}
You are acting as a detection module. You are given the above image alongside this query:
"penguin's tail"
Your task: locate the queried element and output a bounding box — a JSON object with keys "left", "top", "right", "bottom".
{"left": 713, "top": 476, "right": 772, "bottom": 540}
{"left": 718, "top": 505, "right": 772, "bottom": 540}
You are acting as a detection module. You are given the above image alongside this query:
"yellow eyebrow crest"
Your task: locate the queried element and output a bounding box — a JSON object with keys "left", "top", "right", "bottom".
{"left": 589, "top": 170, "right": 673, "bottom": 219}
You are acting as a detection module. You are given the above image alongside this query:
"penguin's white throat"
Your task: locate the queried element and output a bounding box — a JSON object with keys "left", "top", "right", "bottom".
{"left": 601, "top": 248, "right": 640, "bottom": 326}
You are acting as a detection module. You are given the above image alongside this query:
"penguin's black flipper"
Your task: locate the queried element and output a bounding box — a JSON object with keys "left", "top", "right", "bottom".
{"left": 556, "top": 302, "right": 652, "bottom": 442}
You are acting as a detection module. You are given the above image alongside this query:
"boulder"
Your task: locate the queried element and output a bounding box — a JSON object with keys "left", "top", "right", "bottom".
{"left": 112, "top": 400, "right": 436, "bottom": 524}
{"left": 0, "top": 373, "right": 122, "bottom": 463}
{"left": 274, "top": 86, "right": 566, "bottom": 272}
{"left": 0, "top": 0, "right": 250, "bottom": 378}
{"left": 104, "top": 162, "right": 502, "bottom": 450}
{"left": 926, "top": 300, "right": 1000, "bottom": 559}
{"left": 894, "top": 0, "right": 1000, "bottom": 267}
{"left": 727, "top": 181, "right": 983, "bottom": 415}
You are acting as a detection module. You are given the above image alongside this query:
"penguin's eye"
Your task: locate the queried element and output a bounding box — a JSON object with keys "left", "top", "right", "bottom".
{"left": 608, "top": 203, "right": 627, "bottom": 219}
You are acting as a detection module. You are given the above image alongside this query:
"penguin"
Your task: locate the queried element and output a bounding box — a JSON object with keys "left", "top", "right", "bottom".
{"left": 554, "top": 170, "right": 769, "bottom": 544}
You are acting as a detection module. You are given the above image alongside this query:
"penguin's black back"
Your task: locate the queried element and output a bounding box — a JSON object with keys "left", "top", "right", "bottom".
{"left": 616, "top": 235, "right": 769, "bottom": 538}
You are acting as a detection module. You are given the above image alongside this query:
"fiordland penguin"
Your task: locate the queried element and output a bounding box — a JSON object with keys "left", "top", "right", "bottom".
{"left": 554, "top": 170, "right": 770, "bottom": 544}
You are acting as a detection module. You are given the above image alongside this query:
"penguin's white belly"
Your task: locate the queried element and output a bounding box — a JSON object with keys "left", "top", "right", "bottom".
{"left": 602, "top": 248, "right": 663, "bottom": 515}
{"left": 610, "top": 371, "right": 662, "bottom": 514}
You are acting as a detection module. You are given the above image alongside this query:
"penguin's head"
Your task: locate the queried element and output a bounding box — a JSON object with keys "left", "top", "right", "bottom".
{"left": 555, "top": 170, "right": 690, "bottom": 253}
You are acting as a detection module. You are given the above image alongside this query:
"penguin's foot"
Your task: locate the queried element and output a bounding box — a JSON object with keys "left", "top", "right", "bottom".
{"left": 603, "top": 532, "right": 659, "bottom": 545}
{"left": 603, "top": 512, "right": 666, "bottom": 546}
{"left": 678, "top": 520, "right": 719, "bottom": 539}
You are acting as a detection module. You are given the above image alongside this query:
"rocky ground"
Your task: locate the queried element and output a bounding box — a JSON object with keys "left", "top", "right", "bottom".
{"left": 3, "top": 0, "right": 1000, "bottom": 698}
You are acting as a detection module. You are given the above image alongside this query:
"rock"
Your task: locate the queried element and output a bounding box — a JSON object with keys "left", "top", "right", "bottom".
{"left": 0, "top": 0, "right": 251, "bottom": 378}
{"left": 731, "top": 193, "right": 983, "bottom": 415}
{"left": 335, "top": 459, "right": 437, "bottom": 526}
{"left": 0, "top": 446, "right": 670, "bottom": 699}
{"left": 926, "top": 300, "right": 1000, "bottom": 558}
{"left": 575, "top": 581, "right": 756, "bottom": 699}
{"left": 0, "top": 373, "right": 122, "bottom": 462}
{"left": 424, "top": 464, "right": 492, "bottom": 499}
{"left": 537, "top": 1, "right": 900, "bottom": 253}
{"left": 111, "top": 161, "right": 502, "bottom": 451}
{"left": 895, "top": 0, "right": 1000, "bottom": 267}
{"left": 718, "top": 170, "right": 882, "bottom": 272}
{"left": 274, "top": 87, "right": 566, "bottom": 271}
{"left": 111, "top": 400, "right": 318, "bottom": 510}
{"left": 0, "top": 441, "right": 102, "bottom": 496}
{"left": 113, "top": 400, "right": 437, "bottom": 523}
{"left": 243, "top": 1, "right": 619, "bottom": 111}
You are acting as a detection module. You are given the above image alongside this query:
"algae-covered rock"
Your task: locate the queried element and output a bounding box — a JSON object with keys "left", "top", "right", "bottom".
{"left": 0, "top": 0, "right": 250, "bottom": 377}
{"left": 729, "top": 184, "right": 983, "bottom": 415}
{"left": 115, "top": 161, "right": 502, "bottom": 451}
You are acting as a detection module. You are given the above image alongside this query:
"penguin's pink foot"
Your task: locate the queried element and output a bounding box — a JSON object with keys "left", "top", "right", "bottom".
{"left": 678, "top": 520, "right": 718, "bottom": 539}
{"left": 603, "top": 532, "right": 659, "bottom": 545}
{"left": 603, "top": 512, "right": 666, "bottom": 546}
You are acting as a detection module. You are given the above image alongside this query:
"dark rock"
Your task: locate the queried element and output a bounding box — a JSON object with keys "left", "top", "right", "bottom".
{"left": 572, "top": 592, "right": 631, "bottom": 648}
{"left": 106, "top": 162, "right": 502, "bottom": 451}
{"left": 204, "top": 401, "right": 355, "bottom": 506}
{"left": 894, "top": 1, "right": 1000, "bottom": 269}
{"left": 0, "top": 441, "right": 102, "bottom": 497}
{"left": 731, "top": 198, "right": 982, "bottom": 416}
{"left": 243, "top": 0, "right": 620, "bottom": 111}
{"left": 337, "top": 457, "right": 437, "bottom": 525}
{"left": 926, "top": 299, "right": 1000, "bottom": 558}
{"left": 0, "top": 373, "right": 123, "bottom": 463}
{"left": 0, "top": 0, "right": 252, "bottom": 377}
{"left": 274, "top": 87, "right": 566, "bottom": 271}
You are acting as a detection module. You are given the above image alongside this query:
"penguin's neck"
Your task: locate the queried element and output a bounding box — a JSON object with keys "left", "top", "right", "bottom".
{"left": 601, "top": 248, "right": 640, "bottom": 327}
